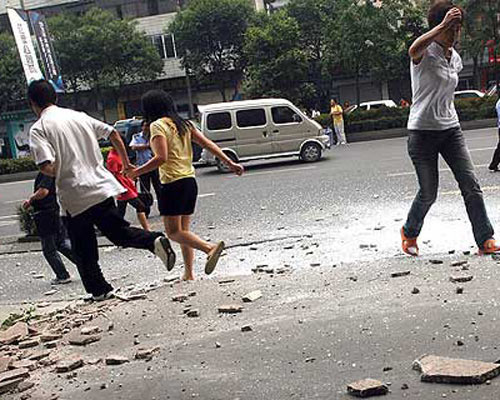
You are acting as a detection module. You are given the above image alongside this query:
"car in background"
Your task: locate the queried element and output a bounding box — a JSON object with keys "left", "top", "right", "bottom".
{"left": 113, "top": 117, "right": 143, "bottom": 163}
{"left": 199, "top": 98, "right": 330, "bottom": 172}
{"left": 454, "top": 90, "right": 485, "bottom": 100}
{"left": 346, "top": 100, "right": 397, "bottom": 114}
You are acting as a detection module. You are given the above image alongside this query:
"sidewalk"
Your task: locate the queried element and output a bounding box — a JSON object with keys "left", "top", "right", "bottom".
{"left": 1, "top": 246, "right": 500, "bottom": 399}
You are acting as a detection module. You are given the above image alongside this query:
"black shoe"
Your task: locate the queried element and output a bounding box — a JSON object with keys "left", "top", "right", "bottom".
{"left": 51, "top": 277, "right": 72, "bottom": 285}
{"left": 154, "top": 237, "right": 176, "bottom": 271}
{"left": 489, "top": 166, "right": 499, "bottom": 172}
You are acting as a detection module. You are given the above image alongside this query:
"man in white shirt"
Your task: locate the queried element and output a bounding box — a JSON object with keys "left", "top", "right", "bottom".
{"left": 488, "top": 97, "right": 500, "bottom": 172}
{"left": 28, "top": 80, "right": 176, "bottom": 300}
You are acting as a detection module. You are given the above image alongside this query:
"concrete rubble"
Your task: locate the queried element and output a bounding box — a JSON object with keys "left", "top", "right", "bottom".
{"left": 347, "top": 378, "right": 389, "bottom": 397}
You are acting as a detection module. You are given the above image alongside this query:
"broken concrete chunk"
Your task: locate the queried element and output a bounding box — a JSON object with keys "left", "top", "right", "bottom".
{"left": 18, "top": 339, "right": 39, "bottom": 349}
{"left": 218, "top": 305, "right": 243, "bottom": 314}
{"left": 390, "top": 271, "right": 411, "bottom": 278}
{"left": 241, "top": 325, "right": 253, "bottom": 332}
{"left": 0, "top": 368, "right": 30, "bottom": 384}
{"left": 55, "top": 356, "right": 83, "bottom": 373}
{"left": 135, "top": 347, "right": 160, "bottom": 361}
{"left": 347, "top": 378, "right": 389, "bottom": 397}
{"left": 0, "top": 322, "right": 29, "bottom": 345}
{"left": 413, "top": 355, "right": 500, "bottom": 384}
{"left": 186, "top": 310, "right": 199, "bottom": 318}
{"left": 43, "top": 290, "right": 57, "bottom": 296}
{"left": 0, "top": 378, "right": 25, "bottom": 394}
{"left": 429, "top": 259, "right": 443, "bottom": 265}
{"left": 0, "top": 357, "right": 13, "bottom": 373}
{"left": 40, "top": 332, "right": 62, "bottom": 343}
{"left": 411, "top": 287, "right": 420, "bottom": 294}
{"left": 451, "top": 260, "right": 468, "bottom": 267}
{"left": 11, "top": 360, "right": 37, "bottom": 371}
{"left": 172, "top": 295, "right": 188, "bottom": 303}
{"left": 80, "top": 326, "right": 100, "bottom": 336}
{"left": 17, "top": 380, "right": 35, "bottom": 393}
{"left": 242, "top": 290, "right": 262, "bottom": 303}
{"left": 105, "top": 356, "right": 129, "bottom": 366}
{"left": 68, "top": 334, "right": 101, "bottom": 346}
{"left": 449, "top": 275, "right": 473, "bottom": 283}
{"left": 28, "top": 350, "right": 50, "bottom": 361}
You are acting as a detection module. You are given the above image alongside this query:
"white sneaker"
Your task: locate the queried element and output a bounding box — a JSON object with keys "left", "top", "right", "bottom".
{"left": 92, "top": 291, "right": 115, "bottom": 302}
{"left": 154, "top": 237, "right": 176, "bottom": 271}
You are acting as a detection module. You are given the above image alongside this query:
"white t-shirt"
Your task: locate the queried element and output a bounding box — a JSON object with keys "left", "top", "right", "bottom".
{"left": 496, "top": 98, "right": 500, "bottom": 128}
{"left": 29, "top": 105, "right": 125, "bottom": 216}
{"left": 408, "top": 42, "right": 463, "bottom": 131}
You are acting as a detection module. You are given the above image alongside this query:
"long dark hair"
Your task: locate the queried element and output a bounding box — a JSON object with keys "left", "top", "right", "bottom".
{"left": 141, "top": 90, "right": 190, "bottom": 136}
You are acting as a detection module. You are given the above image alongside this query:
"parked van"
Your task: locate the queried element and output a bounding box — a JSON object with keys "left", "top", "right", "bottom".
{"left": 199, "top": 99, "right": 330, "bottom": 172}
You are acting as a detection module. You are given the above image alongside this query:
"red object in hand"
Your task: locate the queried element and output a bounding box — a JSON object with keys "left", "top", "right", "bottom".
{"left": 106, "top": 149, "right": 138, "bottom": 201}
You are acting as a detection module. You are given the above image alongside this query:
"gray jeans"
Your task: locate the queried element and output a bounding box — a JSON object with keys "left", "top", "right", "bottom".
{"left": 40, "top": 218, "right": 77, "bottom": 280}
{"left": 403, "top": 127, "right": 493, "bottom": 247}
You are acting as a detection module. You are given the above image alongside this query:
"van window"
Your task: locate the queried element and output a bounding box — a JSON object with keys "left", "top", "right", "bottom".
{"left": 272, "top": 106, "right": 302, "bottom": 124}
{"left": 369, "top": 104, "right": 384, "bottom": 110}
{"left": 207, "top": 112, "right": 232, "bottom": 131}
{"left": 236, "top": 109, "right": 266, "bottom": 128}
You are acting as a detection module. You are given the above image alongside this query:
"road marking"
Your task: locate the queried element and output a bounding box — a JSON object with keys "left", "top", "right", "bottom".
{"left": 0, "top": 179, "right": 34, "bottom": 186}
{"left": 0, "top": 221, "right": 16, "bottom": 227}
{"left": 4, "top": 200, "right": 24, "bottom": 204}
{"left": 389, "top": 164, "right": 490, "bottom": 177}
{"left": 198, "top": 193, "right": 216, "bottom": 198}
{"left": 0, "top": 215, "right": 18, "bottom": 220}
{"left": 230, "top": 166, "right": 317, "bottom": 178}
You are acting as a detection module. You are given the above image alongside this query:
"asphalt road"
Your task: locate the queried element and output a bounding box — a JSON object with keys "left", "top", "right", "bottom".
{"left": 2, "top": 126, "right": 500, "bottom": 258}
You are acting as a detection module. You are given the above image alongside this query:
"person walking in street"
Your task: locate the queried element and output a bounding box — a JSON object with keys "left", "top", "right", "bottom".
{"left": 27, "top": 79, "right": 176, "bottom": 301}
{"left": 106, "top": 148, "right": 150, "bottom": 231}
{"left": 127, "top": 90, "right": 244, "bottom": 281}
{"left": 23, "top": 172, "right": 77, "bottom": 285}
{"left": 487, "top": 97, "right": 500, "bottom": 172}
{"left": 401, "top": 3, "right": 500, "bottom": 256}
{"left": 330, "top": 99, "right": 347, "bottom": 145}
{"left": 130, "top": 121, "right": 162, "bottom": 208}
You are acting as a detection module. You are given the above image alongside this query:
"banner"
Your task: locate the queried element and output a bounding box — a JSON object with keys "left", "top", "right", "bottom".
{"left": 29, "top": 11, "right": 65, "bottom": 93}
{"left": 7, "top": 8, "right": 44, "bottom": 84}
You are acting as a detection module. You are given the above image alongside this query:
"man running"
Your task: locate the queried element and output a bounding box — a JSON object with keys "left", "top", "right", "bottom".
{"left": 28, "top": 79, "right": 175, "bottom": 300}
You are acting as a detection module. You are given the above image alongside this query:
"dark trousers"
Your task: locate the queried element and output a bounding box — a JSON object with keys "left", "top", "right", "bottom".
{"left": 66, "top": 197, "right": 162, "bottom": 296}
{"left": 39, "top": 218, "right": 76, "bottom": 280}
{"left": 489, "top": 128, "right": 500, "bottom": 170}
{"left": 139, "top": 170, "right": 161, "bottom": 205}
{"left": 403, "top": 127, "right": 494, "bottom": 247}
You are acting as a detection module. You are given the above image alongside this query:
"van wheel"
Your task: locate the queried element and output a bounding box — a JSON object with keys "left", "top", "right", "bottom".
{"left": 216, "top": 152, "right": 237, "bottom": 173}
{"left": 300, "top": 143, "right": 322, "bottom": 162}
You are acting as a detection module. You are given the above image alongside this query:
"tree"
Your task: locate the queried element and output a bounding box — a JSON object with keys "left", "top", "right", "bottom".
{"left": 0, "top": 33, "right": 25, "bottom": 113}
{"left": 460, "top": 0, "right": 500, "bottom": 93}
{"left": 49, "top": 8, "right": 164, "bottom": 112}
{"left": 326, "top": 0, "right": 423, "bottom": 105}
{"left": 242, "top": 11, "right": 313, "bottom": 105}
{"left": 170, "top": 0, "right": 255, "bottom": 101}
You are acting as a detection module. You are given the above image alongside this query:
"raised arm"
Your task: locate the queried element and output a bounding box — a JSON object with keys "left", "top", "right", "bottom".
{"left": 126, "top": 135, "right": 167, "bottom": 180}
{"left": 191, "top": 128, "right": 244, "bottom": 176}
{"left": 408, "top": 7, "right": 462, "bottom": 63}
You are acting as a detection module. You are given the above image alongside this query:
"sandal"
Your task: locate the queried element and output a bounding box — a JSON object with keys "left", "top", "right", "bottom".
{"left": 205, "top": 241, "right": 225, "bottom": 275}
{"left": 401, "top": 227, "right": 419, "bottom": 257}
{"left": 478, "top": 239, "right": 500, "bottom": 255}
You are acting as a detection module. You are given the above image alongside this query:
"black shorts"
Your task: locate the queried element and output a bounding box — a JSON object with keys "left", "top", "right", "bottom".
{"left": 159, "top": 177, "right": 198, "bottom": 216}
{"left": 117, "top": 197, "right": 148, "bottom": 217}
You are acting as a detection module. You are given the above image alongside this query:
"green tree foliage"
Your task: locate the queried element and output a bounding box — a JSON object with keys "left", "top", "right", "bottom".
{"left": 242, "top": 11, "right": 314, "bottom": 105}
{"left": 49, "top": 8, "right": 163, "bottom": 109}
{"left": 326, "top": 0, "right": 425, "bottom": 105}
{"left": 170, "top": 0, "right": 255, "bottom": 101}
{"left": 0, "top": 33, "right": 25, "bottom": 113}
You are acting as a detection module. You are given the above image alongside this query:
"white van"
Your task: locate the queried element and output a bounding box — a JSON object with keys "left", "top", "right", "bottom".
{"left": 199, "top": 99, "right": 330, "bottom": 172}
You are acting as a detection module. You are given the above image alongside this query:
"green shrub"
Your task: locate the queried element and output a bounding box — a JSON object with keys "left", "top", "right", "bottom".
{"left": 314, "top": 96, "right": 497, "bottom": 134}
{"left": 16, "top": 204, "right": 37, "bottom": 237}
{"left": 0, "top": 158, "right": 37, "bottom": 175}
{"left": 0, "top": 147, "right": 113, "bottom": 175}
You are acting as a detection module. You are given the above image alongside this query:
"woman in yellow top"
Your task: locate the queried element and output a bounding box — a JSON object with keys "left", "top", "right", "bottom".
{"left": 127, "top": 90, "right": 244, "bottom": 280}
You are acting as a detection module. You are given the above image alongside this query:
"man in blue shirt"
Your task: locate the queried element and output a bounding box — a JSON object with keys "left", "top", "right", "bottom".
{"left": 129, "top": 121, "right": 161, "bottom": 208}
{"left": 488, "top": 97, "right": 500, "bottom": 171}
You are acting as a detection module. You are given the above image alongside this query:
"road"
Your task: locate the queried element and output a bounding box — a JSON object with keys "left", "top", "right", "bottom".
{"left": 2, "top": 127, "right": 500, "bottom": 400}
{"left": 2, "top": 126, "right": 500, "bottom": 260}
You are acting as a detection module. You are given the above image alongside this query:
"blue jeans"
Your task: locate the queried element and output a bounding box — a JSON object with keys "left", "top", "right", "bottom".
{"left": 403, "top": 127, "right": 494, "bottom": 247}
{"left": 39, "top": 218, "right": 77, "bottom": 280}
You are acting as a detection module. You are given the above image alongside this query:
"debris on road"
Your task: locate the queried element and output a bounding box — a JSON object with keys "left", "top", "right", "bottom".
{"left": 105, "top": 355, "right": 129, "bottom": 365}
{"left": 135, "top": 347, "right": 160, "bottom": 361}
{"left": 68, "top": 334, "right": 101, "bottom": 346}
{"left": 413, "top": 355, "right": 500, "bottom": 384}
{"left": 449, "top": 275, "right": 474, "bottom": 283}
{"left": 218, "top": 305, "right": 243, "bottom": 314}
{"left": 429, "top": 259, "right": 443, "bottom": 265}
{"left": 347, "top": 378, "right": 389, "bottom": 397}
{"left": 411, "top": 287, "right": 420, "bottom": 294}
{"left": 390, "top": 271, "right": 411, "bottom": 278}
{"left": 241, "top": 325, "right": 253, "bottom": 332}
{"left": 242, "top": 290, "right": 262, "bottom": 303}
{"left": 0, "top": 322, "right": 28, "bottom": 345}
{"left": 55, "top": 356, "right": 83, "bottom": 373}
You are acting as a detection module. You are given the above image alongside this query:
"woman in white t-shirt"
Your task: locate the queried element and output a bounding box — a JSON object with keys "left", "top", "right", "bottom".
{"left": 401, "top": 2, "right": 500, "bottom": 256}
